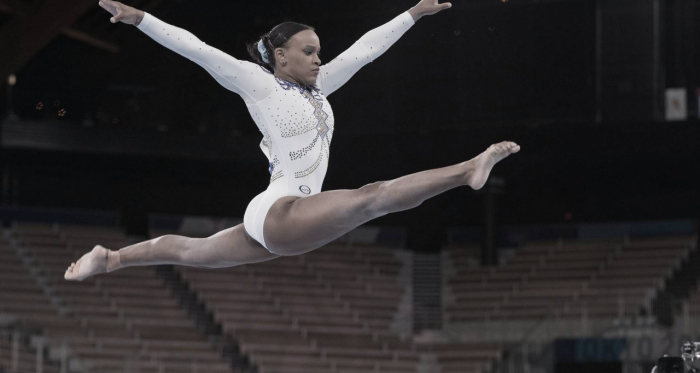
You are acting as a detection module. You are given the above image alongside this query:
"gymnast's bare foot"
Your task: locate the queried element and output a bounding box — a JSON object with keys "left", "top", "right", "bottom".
{"left": 64, "top": 245, "right": 112, "bottom": 281}
{"left": 467, "top": 141, "right": 520, "bottom": 190}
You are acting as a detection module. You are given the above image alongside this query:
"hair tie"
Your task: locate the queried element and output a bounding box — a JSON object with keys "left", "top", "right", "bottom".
{"left": 257, "top": 39, "right": 270, "bottom": 64}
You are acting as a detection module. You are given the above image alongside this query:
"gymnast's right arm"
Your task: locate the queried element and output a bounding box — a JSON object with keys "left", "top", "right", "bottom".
{"left": 98, "top": 0, "right": 270, "bottom": 103}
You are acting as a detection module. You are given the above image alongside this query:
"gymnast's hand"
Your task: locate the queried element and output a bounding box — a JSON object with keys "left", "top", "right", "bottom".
{"left": 98, "top": 0, "right": 145, "bottom": 26}
{"left": 408, "top": 0, "right": 452, "bottom": 21}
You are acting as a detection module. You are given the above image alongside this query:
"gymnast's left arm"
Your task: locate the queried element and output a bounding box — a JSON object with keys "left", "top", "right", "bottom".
{"left": 316, "top": 0, "right": 452, "bottom": 96}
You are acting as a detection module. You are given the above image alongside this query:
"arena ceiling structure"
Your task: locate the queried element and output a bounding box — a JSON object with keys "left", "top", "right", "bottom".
{"left": 0, "top": 0, "right": 163, "bottom": 80}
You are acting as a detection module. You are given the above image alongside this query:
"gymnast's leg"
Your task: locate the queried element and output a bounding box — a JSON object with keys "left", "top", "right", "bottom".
{"left": 264, "top": 141, "right": 520, "bottom": 256}
{"left": 64, "top": 223, "right": 279, "bottom": 281}
{"left": 65, "top": 141, "right": 519, "bottom": 280}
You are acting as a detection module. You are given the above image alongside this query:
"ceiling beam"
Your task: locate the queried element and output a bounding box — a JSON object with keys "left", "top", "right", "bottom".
{"left": 61, "top": 27, "right": 120, "bottom": 53}
{"left": 0, "top": 0, "right": 96, "bottom": 84}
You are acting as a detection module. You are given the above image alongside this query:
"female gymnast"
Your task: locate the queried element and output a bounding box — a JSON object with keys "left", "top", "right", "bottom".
{"left": 65, "top": 0, "right": 520, "bottom": 281}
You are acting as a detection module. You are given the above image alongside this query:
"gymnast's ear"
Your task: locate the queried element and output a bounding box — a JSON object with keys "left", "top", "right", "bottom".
{"left": 274, "top": 48, "right": 287, "bottom": 67}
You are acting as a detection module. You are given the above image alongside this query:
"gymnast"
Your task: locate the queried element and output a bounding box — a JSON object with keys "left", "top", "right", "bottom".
{"left": 65, "top": 0, "right": 520, "bottom": 281}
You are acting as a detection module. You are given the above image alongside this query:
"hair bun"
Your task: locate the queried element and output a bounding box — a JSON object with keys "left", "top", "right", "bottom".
{"left": 257, "top": 39, "right": 270, "bottom": 64}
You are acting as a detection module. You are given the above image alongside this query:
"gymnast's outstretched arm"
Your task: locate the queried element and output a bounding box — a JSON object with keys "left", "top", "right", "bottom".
{"left": 98, "top": 0, "right": 273, "bottom": 103}
{"left": 316, "top": 0, "right": 452, "bottom": 96}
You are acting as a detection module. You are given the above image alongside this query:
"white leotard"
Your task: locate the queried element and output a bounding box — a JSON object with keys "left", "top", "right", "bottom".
{"left": 137, "top": 11, "right": 414, "bottom": 249}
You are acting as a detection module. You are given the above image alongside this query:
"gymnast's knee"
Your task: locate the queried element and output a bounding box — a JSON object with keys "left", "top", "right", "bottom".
{"left": 173, "top": 235, "right": 208, "bottom": 264}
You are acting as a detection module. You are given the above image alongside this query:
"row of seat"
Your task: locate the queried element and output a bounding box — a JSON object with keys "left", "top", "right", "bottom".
{"left": 15, "top": 224, "right": 692, "bottom": 373}
{"left": 177, "top": 243, "right": 422, "bottom": 373}
{"left": 7, "top": 222, "right": 234, "bottom": 373}
{"left": 0, "top": 334, "right": 61, "bottom": 373}
{"left": 446, "top": 235, "right": 695, "bottom": 322}
{"left": 1, "top": 230, "right": 61, "bottom": 373}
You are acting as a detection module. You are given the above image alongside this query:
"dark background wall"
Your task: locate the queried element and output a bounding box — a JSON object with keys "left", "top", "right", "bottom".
{"left": 1, "top": 0, "right": 698, "bottom": 243}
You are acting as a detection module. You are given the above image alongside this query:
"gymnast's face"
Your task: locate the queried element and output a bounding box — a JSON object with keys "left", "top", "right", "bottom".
{"left": 275, "top": 30, "right": 322, "bottom": 86}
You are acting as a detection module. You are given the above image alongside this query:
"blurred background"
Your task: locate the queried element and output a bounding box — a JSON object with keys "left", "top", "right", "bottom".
{"left": 0, "top": 0, "right": 699, "bottom": 372}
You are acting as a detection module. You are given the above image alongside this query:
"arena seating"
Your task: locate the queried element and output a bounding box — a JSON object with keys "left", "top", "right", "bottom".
{"left": 178, "top": 243, "right": 423, "bottom": 373}
{"left": 676, "top": 252, "right": 700, "bottom": 325}
{"left": 10, "top": 220, "right": 691, "bottom": 373}
{"left": 0, "top": 235, "right": 58, "bottom": 334}
{"left": 0, "top": 334, "right": 60, "bottom": 373}
{"left": 564, "top": 236, "right": 693, "bottom": 319}
{"left": 446, "top": 235, "right": 696, "bottom": 323}
{"left": 7, "top": 222, "right": 234, "bottom": 373}
{"left": 420, "top": 342, "right": 501, "bottom": 373}
{"left": 1, "top": 236, "right": 60, "bottom": 373}
{"left": 441, "top": 235, "right": 695, "bottom": 373}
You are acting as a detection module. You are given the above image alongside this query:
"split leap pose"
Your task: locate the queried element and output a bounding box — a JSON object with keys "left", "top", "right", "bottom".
{"left": 65, "top": 0, "right": 520, "bottom": 281}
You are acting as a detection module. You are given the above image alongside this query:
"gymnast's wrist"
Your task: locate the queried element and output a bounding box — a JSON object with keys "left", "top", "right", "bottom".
{"left": 407, "top": 7, "right": 424, "bottom": 22}
{"left": 134, "top": 10, "right": 145, "bottom": 26}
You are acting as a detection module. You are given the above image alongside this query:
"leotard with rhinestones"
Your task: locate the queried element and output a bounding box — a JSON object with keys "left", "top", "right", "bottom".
{"left": 136, "top": 11, "right": 415, "bottom": 247}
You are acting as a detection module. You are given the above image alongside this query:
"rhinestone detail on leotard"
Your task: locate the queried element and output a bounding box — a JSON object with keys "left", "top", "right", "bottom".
{"left": 294, "top": 140, "right": 329, "bottom": 178}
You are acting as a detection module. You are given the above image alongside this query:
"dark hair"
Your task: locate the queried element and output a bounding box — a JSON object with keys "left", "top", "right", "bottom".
{"left": 247, "top": 22, "right": 315, "bottom": 72}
